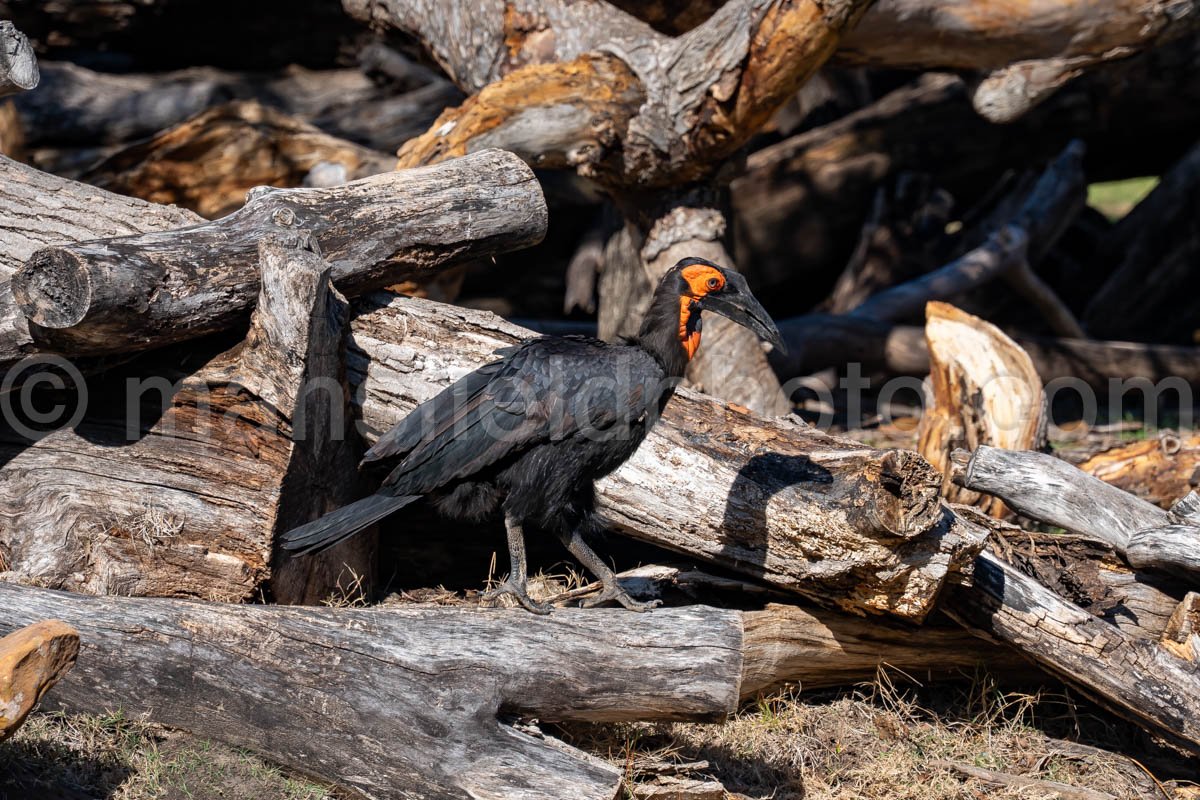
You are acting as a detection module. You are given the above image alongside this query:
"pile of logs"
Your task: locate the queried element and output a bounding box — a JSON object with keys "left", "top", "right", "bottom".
{"left": 1, "top": 2, "right": 1199, "bottom": 798}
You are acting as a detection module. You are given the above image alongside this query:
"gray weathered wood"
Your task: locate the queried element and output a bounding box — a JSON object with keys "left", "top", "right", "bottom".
{"left": 947, "top": 550, "right": 1200, "bottom": 755}
{"left": 0, "top": 21, "right": 37, "bottom": 98}
{"left": 0, "top": 234, "right": 367, "bottom": 604}
{"left": 13, "top": 149, "right": 547, "bottom": 356}
{"left": 0, "top": 155, "right": 202, "bottom": 369}
{"left": 953, "top": 446, "right": 1200, "bottom": 582}
{"left": 348, "top": 293, "right": 981, "bottom": 621}
{"left": 0, "top": 582, "right": 742, "bottom": 800}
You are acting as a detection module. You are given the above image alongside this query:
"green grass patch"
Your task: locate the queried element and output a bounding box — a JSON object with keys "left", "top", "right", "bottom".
{"left": 1087, "top": 176, "right": 1158, "bottom": 221}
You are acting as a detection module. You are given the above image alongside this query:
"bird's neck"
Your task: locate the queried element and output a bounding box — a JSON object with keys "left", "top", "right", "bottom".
{"left": 635, "top": 287, "right": 697, "bottom": 378}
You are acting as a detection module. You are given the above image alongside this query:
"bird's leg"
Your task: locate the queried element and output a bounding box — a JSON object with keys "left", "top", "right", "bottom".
{"left": 482, "top": 515, "right": 553, "bottom": 614}
{"left": 561, "top": 528, "right": 661, "bottom": 612}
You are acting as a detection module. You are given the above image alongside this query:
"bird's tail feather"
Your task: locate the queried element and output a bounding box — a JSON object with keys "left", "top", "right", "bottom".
{"left": 280, "top": 494, "right": 420, "bottom": 555}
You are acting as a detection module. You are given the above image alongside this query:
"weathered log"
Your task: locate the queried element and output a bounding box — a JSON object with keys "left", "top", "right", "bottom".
{"left": 13, "top": 149, "right": 547, "bottom": 356}
{"left": 843, "top": 0, "right": 1200, "bottom": 121}
{"left": 918, "top": 303, "right": 1047, "bottom": 514}
{"left": 0, "top": 154, "right": 202, "bottom": 371}
{"left": 12, "top": 60, "right": 458, "bottom": 152}
{"left": 0, "top": 583, "right": 743, "bottom": 800}
{"left": 0, "top": 234, "right": 368, "bottom": 604}
{"left": 348, "top": 293, "right": 980, "bottom": 620}
{"left": 0, "top": 21, "right": 37, "bottom": 98}
{"left": 0, "top": 620, "right": 78, "bottom": 741}
{"left": 83, "top": 101, "right": 395, "bottom": 218}
{"left": 946, "top": 549, "right": 1200, "bottom": 756}
{"left": 953, "top": 446, "right": 1200, "bottom": 582}
{"left": 1078, "top": 435, "right": 1200, "bottom": 509}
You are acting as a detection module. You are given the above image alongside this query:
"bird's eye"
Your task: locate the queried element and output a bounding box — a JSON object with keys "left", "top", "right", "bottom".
{"left": 706, "top": 277, "right": 721, "bottom": 290}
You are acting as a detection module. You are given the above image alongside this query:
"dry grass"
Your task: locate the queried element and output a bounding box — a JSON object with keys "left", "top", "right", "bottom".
{"left": 558, "top": 670, "right": 1199, "bottom": 800}
{"left": 0, "top": 710, "right": 344, "bottom": 800}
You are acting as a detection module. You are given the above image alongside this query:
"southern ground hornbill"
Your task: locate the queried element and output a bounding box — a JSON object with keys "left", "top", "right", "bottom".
{"left": 282, "top": 257, "right": 785, "bottom": 613}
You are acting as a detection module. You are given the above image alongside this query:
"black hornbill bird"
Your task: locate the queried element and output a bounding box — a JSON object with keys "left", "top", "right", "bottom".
{"left": 281, "top": 256, "right": 784, "bottom": 613}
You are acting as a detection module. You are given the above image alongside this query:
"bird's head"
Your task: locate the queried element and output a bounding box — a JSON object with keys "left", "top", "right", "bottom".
{"left": 666, "top": 256, "right": 786, "bottom": 359}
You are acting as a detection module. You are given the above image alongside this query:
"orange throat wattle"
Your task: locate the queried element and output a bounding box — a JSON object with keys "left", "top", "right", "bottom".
{"left": 678, "top": 297, "right": 701, "bottom": 359}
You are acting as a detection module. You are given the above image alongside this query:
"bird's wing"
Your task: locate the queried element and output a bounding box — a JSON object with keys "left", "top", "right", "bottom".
{"left": 362, "top": 337, "right": 659, "bottom": 496}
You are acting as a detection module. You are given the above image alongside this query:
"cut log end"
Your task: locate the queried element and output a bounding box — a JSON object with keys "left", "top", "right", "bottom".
{"left": 14, "top": 249, "right": 93, "bottom": 329}
{"left": 873, "top": 448, "right": 945, "bottom": 537}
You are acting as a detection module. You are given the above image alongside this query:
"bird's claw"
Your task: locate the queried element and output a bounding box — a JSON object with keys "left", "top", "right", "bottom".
{"left": 581, "top": 584, "right": 662, "bottom": 612}
{"left": 482, "top": 580, "right": 554, "bottom": 615}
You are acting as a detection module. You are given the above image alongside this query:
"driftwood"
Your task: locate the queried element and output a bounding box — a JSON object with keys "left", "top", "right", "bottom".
{"left": 953, "top": 446, "right": 1200, "bottom": 582}
{"left": 918, "top": 303, "right": 1047, "bottom": 514}
{"left": 348, "top": 292, "right": 980, "bottom": 620}
{"left": 1078, "top": 434, "right": 1200, "bottom": 509}
{"left": 83, "top": 101, "right": 395, "bottom": 218}
{"left": 0, "top": 583, "right": 743, "bottom": 800}
{"left": 0, "top": 21, "right": 37, "bottom": 98}
{"left": 13, "top": 149, "right": 547, "bottom": 356}
{"left": 946, "top": 549, "right": 1200, "bottom": 756}
{"left": 0, "top": 234, "right": 368, "bottom": 604}
{"left": 0, "top": 620, "right": 78, "bottom": 741}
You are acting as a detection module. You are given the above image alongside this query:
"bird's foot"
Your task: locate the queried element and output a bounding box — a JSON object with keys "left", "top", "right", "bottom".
{"left": 482, "top": 580, "right": 553, "bottom": 615}
{"left": 581, "top": 583, "right": 662, "bottom": 612}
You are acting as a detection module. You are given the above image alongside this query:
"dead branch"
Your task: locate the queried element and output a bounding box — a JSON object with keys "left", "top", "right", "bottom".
{"left": 953, "top": 446, "right": 1200, "bottom": 582}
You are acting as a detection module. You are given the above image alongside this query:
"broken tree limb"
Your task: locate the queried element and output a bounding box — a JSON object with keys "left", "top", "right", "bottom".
{"left": 0, "top": 620, "right": 78, "bottom": 742}
{"left": 952, "top": 446, "right": 1200, "bottom": 582}
{"left": 13, "top": 149, "right": 547, "bottom": 356}
{"left": 0, "top": 21, "right": 37, "bottom": 98}
{"left": 0, "top": 583, "right": 743, "bottom": 800}
{"left": 946, "top": 549, "right": 1200, "bottom": 756}
{"left": 348, "top": 292, "right": 980, "bottom": 620}
{"left": 83, "top": 101, "right": 396, "bottom": 218}
{"left": 918, "top": 303, "right": 1047, "bottom": 515}
{"left": 0, "top": 233, "right": 368, "bottom": 604}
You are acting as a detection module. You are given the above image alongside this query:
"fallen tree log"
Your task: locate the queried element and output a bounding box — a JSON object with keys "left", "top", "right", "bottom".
{"left": 0, "top": 234, "right": 368, "bottom": 604}
{"left": 348, "top": 292, "right": 979, "bottom": 620}
{"left": 0, "top": 583, "right": 743, "bottom": 800}
{"left": 953, "top": 446, "right": 1200, "bottom": 582}
{"left": 0, "top": 21, "right": 37, "bottom": 98}
{"left": 13, "top": 148, "right": 547, "bottom": 357}
{"left": 83, "top": 101, "right": 395, "bottom": 218}
{"left": 0, "top": 620, "right": 78, "bottom": 741}
{"left": 946, "top": 549, "right": 1200, "bottom": 756}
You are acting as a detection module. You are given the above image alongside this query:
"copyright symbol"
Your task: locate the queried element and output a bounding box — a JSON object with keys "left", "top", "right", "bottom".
{"left": 1, "top": 354, "right": 87, "bottom": 441}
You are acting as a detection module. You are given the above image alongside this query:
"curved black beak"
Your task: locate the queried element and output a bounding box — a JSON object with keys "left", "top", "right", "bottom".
{"left": 698, "top": 270, "right": 787, "bottom": 355}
